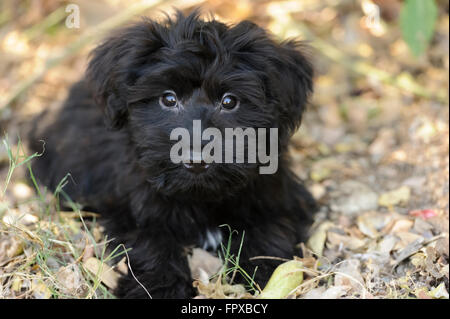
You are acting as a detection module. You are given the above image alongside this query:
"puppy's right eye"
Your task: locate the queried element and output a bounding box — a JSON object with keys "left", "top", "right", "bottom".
{"left": 221, "top": 93, "right": 239, "bottom": 111}
{"left": 159, "top": 91, "right": 178, "bottom": 108}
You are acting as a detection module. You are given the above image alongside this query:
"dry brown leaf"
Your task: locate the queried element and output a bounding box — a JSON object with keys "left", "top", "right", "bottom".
{"left": 114, "top": 257, "right": 128, "bottom": 275}
{"left": 83, "top": 257, "right": 119, "bottom": 290}
{"left": 11, "top": 276, "right": 23, "bottom": 292}
{"left": 334, "top": 259, "right": 366, "bottom": 296}
{"left": 0, "top": 236, "right": 23, "bottom": 262}
{"left": 376, "top": 234, "right": 398, "bottom": 255}
{"left": 393, "top": 238, "right": 426, "bottom": 269}
{"left": 31, "top": 279, "right": 52, "bottom": 299}
{"left": 188, "top": 248, "right": 223, "bottom": 283}
{"left": 378, "top": 186, "right": 411, "bottom": 207}
{"left": 81, "top": 244, "right": 95, "bottom": 263}
{"left": 412, "top": 218, "right": 434, "bottom": 235}
{"left": 327, "top": 231, "right": 366, "bottom": 251}
{"left": 411, "top": 252, "right": 427, "bottom": 268}
{"left": 56, "top": 264, "right": 85, "bottom": 297}
{"left": 424, "top": 246, "right": 444, "bottom": 279}
{"left": 388, "top": 218, "right": 414, "bottom": 234}
{"left": 429, "top": 283, "right": 449, "bottom": 299}
{"left": 307, "top": 221, "right": 334, "bottom": 256}
{"left": 393, "top": 231, "right": 424, "bottom": 250}
{"left": 193, "top": 275, "right": 252, "bottom": 299}
{"left": 357, "top": 211, "right": 393, "bottom": 238}
{"left": 330, "top": 181, "right": 378, "bottom": 216}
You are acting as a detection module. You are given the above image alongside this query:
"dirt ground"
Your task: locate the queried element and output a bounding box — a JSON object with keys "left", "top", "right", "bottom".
{"left": 0, "top": 0, "right": 448, "bottom": 299}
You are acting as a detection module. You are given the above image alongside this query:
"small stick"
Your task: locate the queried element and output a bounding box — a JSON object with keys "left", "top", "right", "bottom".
{"left": 391, "top": 234, "right": 446, "bottom": 273}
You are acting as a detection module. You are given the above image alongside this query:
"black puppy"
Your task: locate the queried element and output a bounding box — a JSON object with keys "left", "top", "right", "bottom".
{"left": 28, "top": 11, "right": 316, "bottom": 298}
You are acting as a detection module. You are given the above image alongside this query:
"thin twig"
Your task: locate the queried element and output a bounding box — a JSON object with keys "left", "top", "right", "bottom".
{"left": 248, "top": 256, "right": 292, "bottom": 262}
{"left": 119, "top": 243, "right": 152, "bottom": 299}
{"left": 391, "top": 234, "right": 446, "bottom": 272}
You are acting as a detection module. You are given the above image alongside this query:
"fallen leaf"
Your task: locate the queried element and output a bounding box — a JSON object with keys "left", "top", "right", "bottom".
{"left": 83, "top": 257, "right": 119, "bottom": 290}
{"left": 0, "top": 236, "right": 23, "bottom": 261}
{"left": 81, "top": 244, "right": 95, "bottom": 263}
{"left": 411, "top": 252, "right": 427, "bottom": 268}
{"left": 114, "top": 257, "right": 128, "bottom": 275}
{"left": 424, "top": 246, "right": 444, "bottom": 279}
{"left": 357, "top": 211, "right": 393, "bottom": 239}
{"left": 11, "top": 276, "right": 22, "bottom": 292}
{"left": 378, "top": 186, "right": 411, "bottom": 207}
{"left": 32, "top": 279, "right": 52, "bottom": 299}
{"left": 188, "top": 248, "right": 223, "bottom": 283}
{"left": 394, "top": 231, "right": 424, "bottom": 250}
{"left": 376, "top": 234, "right": 398, "bottom": 255}
{"left": 56, "top": 264, "right": 85, "bottom": 297}
{"left": 193, "top": 275, "right": 252, "bottom": 299}
{"left": 259, "top": 260, "right": 304, "bottom": 299}
{"left": 334, "top": 259, "right": 366, "bottom": 296}
{"left": 307, "top": 221, "right": 334, "bottom": 256}
{"left": 393, "top": 238, "right": 426, "bottom": 270}
{"left": 388, "top": 218, "right": 414, "bottom": 234}
{"left": 310, "top": 167, "right": 331, "bottom": 182}
{"left": 412, "top": 218, "right": 434, "bottom": 235}
{"left": 327, "top": 231, "right": 366, "bottom": 251}
{"left": 330, "top": 181, "right": 378, "bottom": 216}
{"left": 429, "top": 283, "right": 449, "bottom": 299}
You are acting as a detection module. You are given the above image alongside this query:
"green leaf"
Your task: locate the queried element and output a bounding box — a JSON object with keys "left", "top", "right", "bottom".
{"left": 400, "top": 0, "right": 438, "bottom": 57}
{"left": 259, "top": 260, "right": 304, "bottom": 299}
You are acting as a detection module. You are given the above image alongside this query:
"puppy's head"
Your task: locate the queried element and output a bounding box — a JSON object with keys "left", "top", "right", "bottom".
{"left": 87, "top": 11, "right": 313, "bottom": 200}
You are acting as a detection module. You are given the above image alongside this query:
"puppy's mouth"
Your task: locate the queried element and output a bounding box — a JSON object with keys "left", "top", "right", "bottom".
{"left": 144, "top": 158, "right": 255, "bottom": 201}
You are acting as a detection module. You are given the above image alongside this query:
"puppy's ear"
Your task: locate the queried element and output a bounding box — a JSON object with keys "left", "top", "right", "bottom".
{"left": 86, "top": 22, "right": 162, "bottom": 129}
{"left": 270, "top": 41, "right": 314, "bottom": 139}
{"left": 87, "top": 34, "right": 130, "bottom": 129}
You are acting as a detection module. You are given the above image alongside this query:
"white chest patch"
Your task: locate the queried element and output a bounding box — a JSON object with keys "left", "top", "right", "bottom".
{"left": 201, "top": 229, "right": 223, "bottom": 252}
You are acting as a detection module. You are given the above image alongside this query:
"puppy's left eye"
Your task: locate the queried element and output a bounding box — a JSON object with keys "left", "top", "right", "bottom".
{"left": 221, "top": 94, "right": 239, "bottom": 110}
{"left": 160, "top": 91, "right": 178, "bottom": 108}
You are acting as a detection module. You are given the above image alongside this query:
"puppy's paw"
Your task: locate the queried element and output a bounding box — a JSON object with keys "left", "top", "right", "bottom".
{"left": 115, "top": 273, "right": 196, "bottom": 299}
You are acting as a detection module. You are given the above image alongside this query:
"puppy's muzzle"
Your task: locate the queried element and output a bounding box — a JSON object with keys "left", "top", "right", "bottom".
{"left": 182, "top": 150, "right": 210, "bottom": 174}
{"left": 183, "top": 161, "right": 209, "bottom": 174}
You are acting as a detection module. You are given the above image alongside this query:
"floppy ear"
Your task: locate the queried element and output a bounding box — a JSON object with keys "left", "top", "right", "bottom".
{"left": 270, "top": 40, "right": 314, "bottom": 139}
{"left": 87, "top": 32, "right": 132, "bottom": 130}
{"left": 86, "top": 22, "right": 163, "bottom": 129}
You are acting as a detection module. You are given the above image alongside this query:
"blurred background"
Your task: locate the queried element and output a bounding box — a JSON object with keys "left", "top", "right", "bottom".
{"left": 0, "top": 0, "right": 448, "bottom": 299}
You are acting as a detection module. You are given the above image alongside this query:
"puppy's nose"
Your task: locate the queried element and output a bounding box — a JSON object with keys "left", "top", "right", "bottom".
{"left": 183, "top": 161, "right": 210, "bottom": 174}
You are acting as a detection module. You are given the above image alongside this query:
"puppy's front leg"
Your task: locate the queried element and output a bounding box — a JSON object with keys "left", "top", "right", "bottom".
{"left": 226, "top": 221, "right": 298, "bottom": 290}
{"left": 115, "top": 230, "right": 195, "bottom": 299}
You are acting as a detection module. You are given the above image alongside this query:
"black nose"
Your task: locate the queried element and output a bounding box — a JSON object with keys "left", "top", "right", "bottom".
{"left": 183, "top": 161, "right": 210, "bottom": 174}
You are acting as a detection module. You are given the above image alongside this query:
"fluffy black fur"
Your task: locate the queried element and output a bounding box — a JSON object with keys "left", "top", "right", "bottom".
{"left": 28, "top": 11, "right": 317, "bottom": 298}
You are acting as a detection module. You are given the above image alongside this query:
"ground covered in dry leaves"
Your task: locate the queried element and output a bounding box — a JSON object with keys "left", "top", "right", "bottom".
{"left": 0, "top": 0, "right": 448, "bottom": 299}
